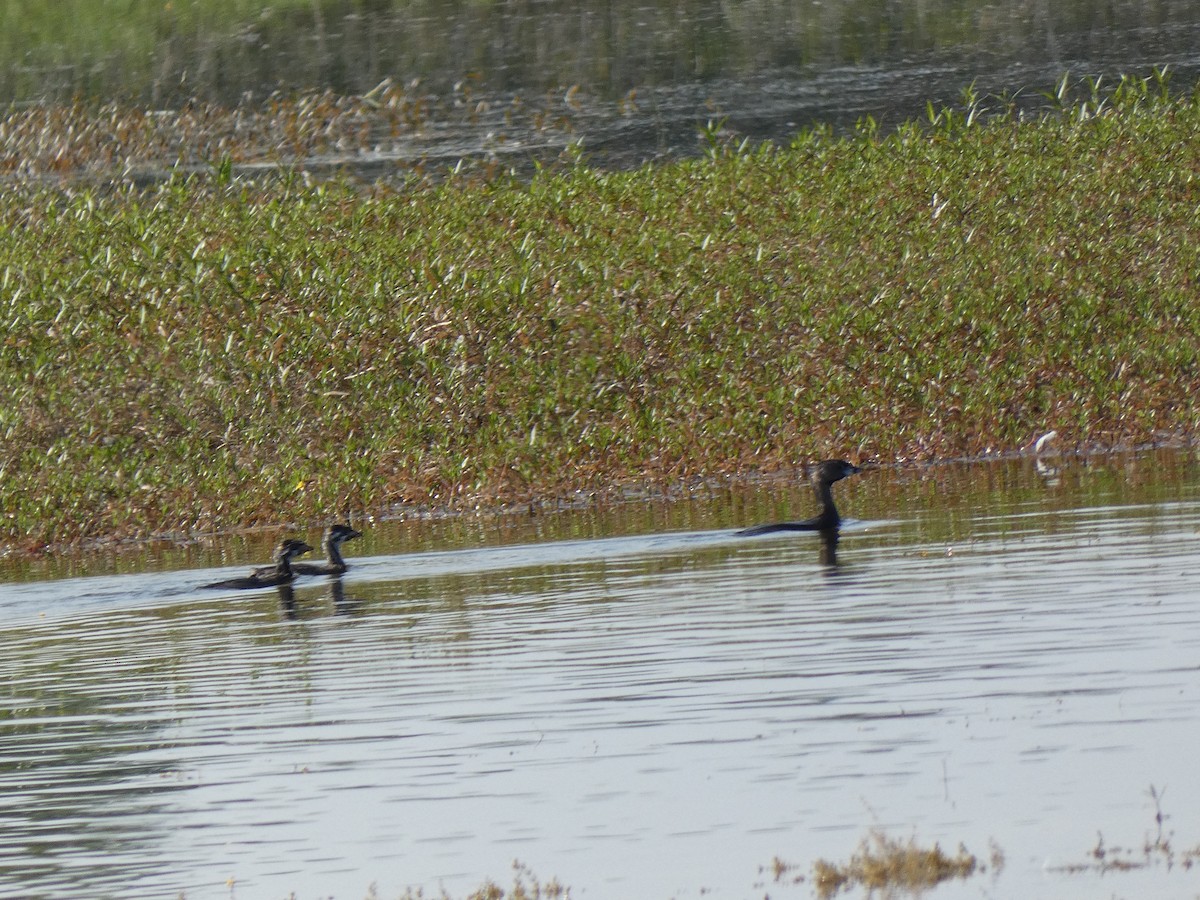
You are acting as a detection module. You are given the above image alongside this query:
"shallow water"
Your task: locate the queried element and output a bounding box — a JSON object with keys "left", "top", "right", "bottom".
{"left": 8, "top": 1, "right": 1200, "bottom": 174}
{"left": 3, "top": 451, "right": 1200, "bottom": 898}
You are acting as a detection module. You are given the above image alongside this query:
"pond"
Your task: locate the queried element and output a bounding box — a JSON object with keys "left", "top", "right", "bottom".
{"left": 6, "top": 0, "right": 1200, "bottom": 171}
{"left": 3, "top": 448, "right": 1200, "bottom": 898}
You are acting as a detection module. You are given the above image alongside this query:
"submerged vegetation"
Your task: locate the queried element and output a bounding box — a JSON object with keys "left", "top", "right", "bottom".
{"left": 2, "top": 72, "right": 1199, "bottom": 551}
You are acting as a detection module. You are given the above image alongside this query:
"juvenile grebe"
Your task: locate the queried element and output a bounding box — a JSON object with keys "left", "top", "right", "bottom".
{"left": 257, "top": 523, "right": 362, "bottom": 577}
{"left": 738, "top": 459, "right": 862, "bottom": 536}
{"left": 204, "top": 538, "right": 313, "bottom": 590}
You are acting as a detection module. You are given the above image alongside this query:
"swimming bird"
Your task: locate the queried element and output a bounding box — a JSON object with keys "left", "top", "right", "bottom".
{"left": 256, "top": 523, "right": 362, "bottom": 577}
{"left": 737, "top": 459, "right": 862, "bottom": 536}
{"left": 204, "top": 538, "right": 313, "bottom": 590}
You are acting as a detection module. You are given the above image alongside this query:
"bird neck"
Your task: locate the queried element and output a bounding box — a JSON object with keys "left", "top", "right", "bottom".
{"left": 324, "top": 539, "right": 347, "bottom": 569}
{"left": 813, "top": 479, "right": 837, "bottom": 512}
{"left": 811, "top": 477, "right": 842, "bottom": 528}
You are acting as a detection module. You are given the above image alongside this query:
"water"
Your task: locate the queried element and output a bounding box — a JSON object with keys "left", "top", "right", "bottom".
{"left": 3, "top": 451, "right": 1200, "bottom": 899}
{"left": 6, "top": 1, "right": 1200, "bottom": 172}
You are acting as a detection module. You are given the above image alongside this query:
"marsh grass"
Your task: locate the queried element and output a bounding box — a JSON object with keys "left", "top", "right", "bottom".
{"left": 375, "top": 861, "right": 568, "bottom": 899}
{"left": 2, "top": 72, "right": 1199, "bottom": 551}
{"left": 811, "top": 830, "right": 984, "bottom": 897}
{"left": 0, "top": 81, "right": 585, "bottom": 183}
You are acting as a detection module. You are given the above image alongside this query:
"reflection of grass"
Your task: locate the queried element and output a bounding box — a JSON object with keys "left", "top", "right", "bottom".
{"left": 809, "top": 830, "right": 987, "bottom": 898}
{"left": 4, "top": 0, "right": 1197, "bottom": 107}
{"left": 2, "top": 73, "right": 1199, "bottom": 552}
{"left": 0, "top": 1, "right": 313, "bottom": 99}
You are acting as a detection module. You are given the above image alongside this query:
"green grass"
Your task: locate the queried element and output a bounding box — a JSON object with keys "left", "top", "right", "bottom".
{"left": 2, "top": 73, "right": 1198, "bottom": 551}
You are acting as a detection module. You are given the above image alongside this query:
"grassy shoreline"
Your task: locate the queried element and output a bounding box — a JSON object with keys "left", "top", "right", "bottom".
{"left": 3, "top": 74, "right": 1199, "bottom": 554}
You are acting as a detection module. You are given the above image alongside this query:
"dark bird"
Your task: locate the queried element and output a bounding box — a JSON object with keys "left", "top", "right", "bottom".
{"left": 738, "top": 459, "right": 862, "bottom": 536}
{"left": 204, "top": 538, "right": 313, "bottom": 590}
{"left": 256, "top": 523, "right": 362, "bottom": 577}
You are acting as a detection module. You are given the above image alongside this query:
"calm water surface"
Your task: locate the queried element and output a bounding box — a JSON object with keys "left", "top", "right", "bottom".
{"left": 7, "top": 1, "right": 1200, "bottom": 172}
{"left": 3, "top": 452, "right": 1200, "bottom": 898}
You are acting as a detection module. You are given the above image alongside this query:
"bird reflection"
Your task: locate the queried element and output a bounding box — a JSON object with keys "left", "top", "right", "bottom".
{"left": 277, "top": 583, "right": 298, "bottom": 619}
{"left": 276, "top": 578, "right": 368, "bottom": 619}
{"left": 817, "top": 527, "right": 840, "bottom": 568}
{"left": 328, "top": 578, "right": 368, "bottom": 616}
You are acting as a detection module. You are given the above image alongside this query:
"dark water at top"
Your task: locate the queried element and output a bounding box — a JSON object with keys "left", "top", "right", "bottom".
{"left": 6, "top": 0, "right": 1200, "bottom": 168}
{"left": 4, "top": 450, "right": 1200, "bottom": 898}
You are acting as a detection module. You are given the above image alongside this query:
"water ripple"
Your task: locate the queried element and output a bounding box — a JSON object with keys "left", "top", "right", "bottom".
{"left": 3, "top": 458, "right": 1200, "bottom": 898}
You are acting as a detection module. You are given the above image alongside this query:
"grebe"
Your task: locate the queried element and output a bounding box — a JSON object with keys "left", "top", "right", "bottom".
{"left": 738, "top": 459, "right": 862, "bottom": 536}
{"left": 259, "top": 523, "right": 361, "bottom": 577}
{"left": 204, "top": 538, "right": 313, "bottom": 590}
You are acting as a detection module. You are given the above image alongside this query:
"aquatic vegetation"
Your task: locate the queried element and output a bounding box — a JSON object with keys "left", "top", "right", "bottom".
{"left": 810, "top": 830, "right": 985, "bottom": 897}
{"left": 382, "top": 861, "right": 569, "bottom": 899}
{"left": 1052, "top": 785, "right": 1200, "bottom": 875}
{"left": 2, "top": 73, "right": 1199, "bottom": 551}
{"left": 0, "top": 82, "right": 581, "bottom": 181}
